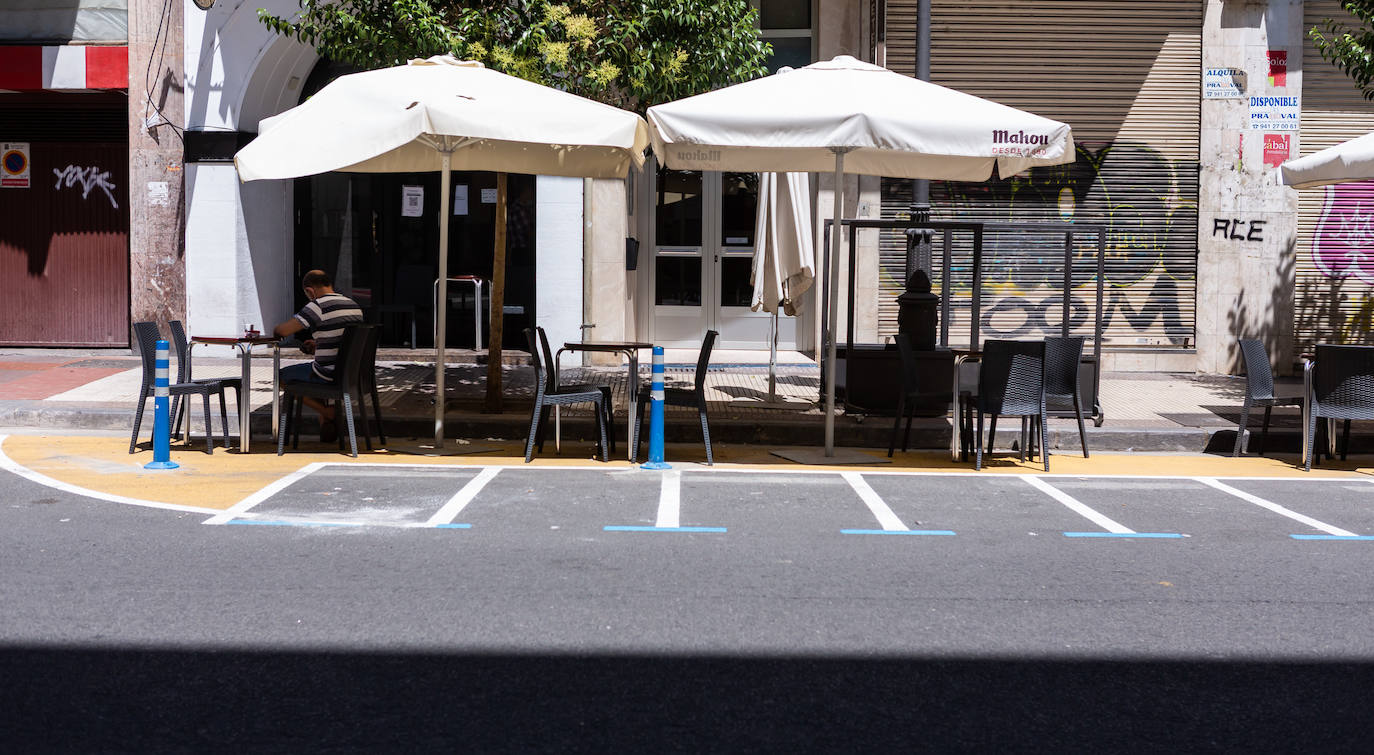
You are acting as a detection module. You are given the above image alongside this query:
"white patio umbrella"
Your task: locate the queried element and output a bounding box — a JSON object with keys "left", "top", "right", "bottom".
{"left": 236, "top": 56, "right": 649, "bottom": 452}
{"left": 751, "top": 170, "right": 814, "bottom": 404}
{"left": 1280, "top": 131, "right": 1374, "bottom": 188}
{"left": 648, "top": 55, "right": 1074, "bottom": 457}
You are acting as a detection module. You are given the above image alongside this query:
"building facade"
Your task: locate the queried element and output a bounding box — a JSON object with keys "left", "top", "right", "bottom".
{"left": 4, "top": 1, "right": 1372, "bottom": 375}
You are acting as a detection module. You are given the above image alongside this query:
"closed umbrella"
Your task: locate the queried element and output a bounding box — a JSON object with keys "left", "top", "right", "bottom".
{"left": 648, "top": 55, "right": 1074, "bottom": 456}
{"left": 236, "top": 56, "right": 648, "bottom": 452}
{"left": 751, "top": 170, "right": 814, "bottom": 404}
{"left": 1281, "top": 131, "right": 1374, "bottom": 188}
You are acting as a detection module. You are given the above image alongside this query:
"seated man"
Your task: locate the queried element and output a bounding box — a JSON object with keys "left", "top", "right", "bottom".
{"left": 273, "top": 269, "right": 364, "bottom": 442}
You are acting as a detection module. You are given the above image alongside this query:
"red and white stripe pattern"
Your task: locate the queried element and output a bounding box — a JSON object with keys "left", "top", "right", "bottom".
{"left": 0, "top": 45, "right": 127, "bottom": 91}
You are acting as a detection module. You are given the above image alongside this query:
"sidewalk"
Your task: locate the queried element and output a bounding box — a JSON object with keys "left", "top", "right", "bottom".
{"left": 0, "top": 346, "right": 1316, "bottom": 455}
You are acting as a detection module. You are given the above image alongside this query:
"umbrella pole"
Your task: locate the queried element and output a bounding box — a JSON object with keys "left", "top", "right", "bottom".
{"left": 435, "top": 149, "right": 452, "bottom": 447}
{"left": 824, "top": 148, "right": 849, "bottom": 456}
{"left": 768, "top": 308, "right": 778, "bottom": 402}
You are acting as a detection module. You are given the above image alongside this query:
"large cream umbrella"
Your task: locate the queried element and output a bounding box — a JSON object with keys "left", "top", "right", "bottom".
{"left": 236, "top": 56, "right": 648, "bottom": 453}
{"left": 1281, "top": 131, "right": 1374, "bottom": 188}
{"left": 648, "top": 55, "right": 1074, "bottom": 457}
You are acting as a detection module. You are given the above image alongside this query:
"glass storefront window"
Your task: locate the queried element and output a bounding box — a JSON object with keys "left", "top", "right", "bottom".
{"left": 764, "top": 37, "right": 812, "bottom": 73}
{"left": 720, "top": 257, "right": 755, "bottom": 308}
{"left": 721, "top": 172, "right": 758, "bottom": 246}
{"left": 760, "top": 0, "right": 810, "bottom": 30}
{"left": 655, "top": 256, "right": 702, "bottom": 307}
{"left": 655, "top": 170, "right": 703, "bottom": 247}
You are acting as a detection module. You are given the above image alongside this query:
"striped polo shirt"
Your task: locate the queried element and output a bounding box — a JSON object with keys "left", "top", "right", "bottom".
{"left": 293, "top": 292, "right": 364, "bottom": 380}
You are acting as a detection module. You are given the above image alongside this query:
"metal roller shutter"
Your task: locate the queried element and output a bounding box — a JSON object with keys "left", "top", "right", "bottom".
{"left": 879, "top": 0, "right": 1200, "bottom": 348}
{"left": 1294, "top": 0, "right": 1374, "bottom": 351}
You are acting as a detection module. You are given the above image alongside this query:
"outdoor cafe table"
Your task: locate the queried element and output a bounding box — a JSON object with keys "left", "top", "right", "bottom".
{"left": 188, "top": 335, "right": 282, "bottom": 453}
{"left": 553, "top": 340, "right": 652, "bottom": 458}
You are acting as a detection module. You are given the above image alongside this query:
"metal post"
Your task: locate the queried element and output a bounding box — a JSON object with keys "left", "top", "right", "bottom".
{"left": 824, "top": 148, "right": 849, "bottom": 457}
{"left": 642, "top": 346, "right": 670, "bottom": 470}
{"left": 768, "top": 309, "right": 779, "bottom": 402}
{"left": 435, "top": 147, "right": 452, "bottom": 447}
{"left": 145, "top": 339, "right": 179, "bottom": 470}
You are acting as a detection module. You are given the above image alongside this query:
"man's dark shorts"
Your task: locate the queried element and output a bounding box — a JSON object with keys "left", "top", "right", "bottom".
{"left": 280, "top": 362, "right": 332, "bottom": 385}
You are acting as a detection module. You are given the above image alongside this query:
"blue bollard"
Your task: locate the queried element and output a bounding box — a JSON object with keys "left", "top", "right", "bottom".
{"left": 640, "top": 346, "right": 670, "bottom": 470}
{"left": 144, "top": 339, "right": 179, "bottom": 470}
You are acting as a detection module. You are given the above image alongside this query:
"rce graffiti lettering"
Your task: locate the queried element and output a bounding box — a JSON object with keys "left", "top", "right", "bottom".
{"left": 1211, "top": 218, "right": 1265, "bottom": 242}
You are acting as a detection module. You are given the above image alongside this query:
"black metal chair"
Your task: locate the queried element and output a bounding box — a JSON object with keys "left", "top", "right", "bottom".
{"left": 524, "top": 327, "right": 610, "bottom": 462}
{"left": 167, "top": 319, "right": 242, "bottom": 442}
{"left": 277, "top": 324, "right": 376, "bottom": 458}
{"left": 632, "top": 330, "right": 717, "bottom": 465}
{"left": 356, "top": 324, "right": 386, "bottom": 446}
{"left": 1234, "top": 338, "right": 1303, "bottom": 457}
{"left": 888, "top": 332, "right": 953, "bottom": 457}
{"left": 129, "top": 321, "right": 227, "bottom": 455}
{"left": 969, "top": 339, "right": 1048, "bottom": 472}
{"left": 1303, "top": 344, "right": 1374, "bottom": 471}
{"left": 1045, "top": 335, "right": 1089, "bottom": 458}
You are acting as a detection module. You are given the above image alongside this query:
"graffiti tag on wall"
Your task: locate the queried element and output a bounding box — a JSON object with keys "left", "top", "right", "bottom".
{"left": 885, "top": 142, "right": 1198, "bottom": 343}
{"left": 52, "top": 165, "right": 119, "bottom": 209}
{"left": 1311, "top": 182, "right": 1374, "bottom": 285}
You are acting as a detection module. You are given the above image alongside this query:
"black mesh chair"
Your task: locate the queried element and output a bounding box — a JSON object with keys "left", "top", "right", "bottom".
{"left": 1234, "top": 338, "right": 1302, "bottom": 457}
{"left": 1303, "top": 344, "right": 1374, "bottom": 471}
{"left": 970, "top": 339, "right": 1048, "bottom": 472}
{"left": 1045, "top": 335, "right": 1089, "bottom": 458}
{"left": 277, "top": 324, "right": 376, "bottom": 458}
{"left": 167, "top": 320, "right": 242, "bottom": 442}
{"left": 524, "top": 327, "right": 610, "bottom": 462}
{"left": 129, "top": 321, "right": 228, "bottom": 455}
{"left": 888, "top": 332, "right": 953, "bottom": 457}
{"left": 632, "top": 330, "right": 717, "bottom": 465}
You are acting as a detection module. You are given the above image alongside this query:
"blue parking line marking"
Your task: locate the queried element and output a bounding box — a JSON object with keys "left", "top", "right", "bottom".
{"left": 603, "top": 525, "right": 728, "bottom": 533}
{"left": 227, "top": 519, "right": 361, "bottom": 528}
{"left": 1290, "top": 534, "right": 1374, "bottom": 540}
{"left": 1064, "top": 532, "right": 1185, "bottom": 539}
{"left": 435, "top": 523, "right": 473, "bottom": 529}
{"left": 840, "top": 529, "right": 956, "bottom": 536}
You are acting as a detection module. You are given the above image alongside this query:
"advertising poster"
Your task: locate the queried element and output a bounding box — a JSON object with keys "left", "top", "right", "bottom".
{"left": 1203, "top": 68, "right": 1246, "bottom": 99}
{"left": 401, "top": 185, "right": 424, "bottom": 217}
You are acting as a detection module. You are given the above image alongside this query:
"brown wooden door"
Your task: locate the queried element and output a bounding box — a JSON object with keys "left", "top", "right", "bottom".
{"left": 0, "top": 141, "right": 130, "bottom": 346}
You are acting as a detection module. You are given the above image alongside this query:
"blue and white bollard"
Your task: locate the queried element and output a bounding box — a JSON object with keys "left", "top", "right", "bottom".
{"left": 144, "top": 339, "right": 179, "bottom": 470}
{"left": 641, "top": 346, "right": 670, "bottom": 470}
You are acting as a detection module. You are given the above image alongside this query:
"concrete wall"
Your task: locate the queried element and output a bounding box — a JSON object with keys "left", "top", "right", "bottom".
{"left": 1197, "top": 0, "right": 1303, "bottom": 374}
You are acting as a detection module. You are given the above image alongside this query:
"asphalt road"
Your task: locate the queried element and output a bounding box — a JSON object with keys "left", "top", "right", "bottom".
{"left": 3, "top": 463, "right": 1374, "bottom": 751}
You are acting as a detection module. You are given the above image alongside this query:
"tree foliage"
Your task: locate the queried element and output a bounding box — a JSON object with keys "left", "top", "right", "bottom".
{"left": 1311, "top": 0, "right": 1374, "bottom": 100}
{"left": 260, "top": 0, "right": 772, "bottom": 113}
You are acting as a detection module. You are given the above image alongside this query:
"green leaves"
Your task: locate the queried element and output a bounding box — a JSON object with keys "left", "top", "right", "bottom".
{"left": 1311, "top": 1, "right": 1374, "bottom": 100}
{"left": 258, "top": 0, "right": 771, "bottom": 113}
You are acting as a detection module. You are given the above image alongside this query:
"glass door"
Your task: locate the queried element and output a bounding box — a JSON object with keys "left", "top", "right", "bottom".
{"left": 651, "top": 169, "right": 798, "bottom": 349}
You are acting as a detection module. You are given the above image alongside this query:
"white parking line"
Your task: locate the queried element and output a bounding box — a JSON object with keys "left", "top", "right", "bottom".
{"left": 1196, "top": 477, "right": 1358, "bottom": 537}
{"left": 842, "top": 472, "right": 907, "bottom": 531}
{"left": 204, "top": 462, "right": 325, "bottom": 525}
{"left": 656, "top": 469, "right": 682, "bottom": 529}
{"left": 425, "top": 467, "right": 501, "bottom": 526}
{"left": 1023, "top": 475, "right": 1134, "bottom": 534}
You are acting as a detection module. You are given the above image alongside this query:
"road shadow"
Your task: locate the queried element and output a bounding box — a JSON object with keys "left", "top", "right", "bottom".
{"left": 1, "top": 646, "right": 1371, "bottom": 751}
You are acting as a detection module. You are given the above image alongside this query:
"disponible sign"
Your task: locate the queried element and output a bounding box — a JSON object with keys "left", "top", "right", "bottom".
{"left": 1203, "top": 68, "right": 1246, "bottom": 98}
{"left": 1249, "top": 95, "right": 1299, "bottom": 131}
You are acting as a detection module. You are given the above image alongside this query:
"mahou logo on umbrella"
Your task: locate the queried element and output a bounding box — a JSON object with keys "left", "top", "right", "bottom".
{"left": 991, "top": 129, "right": 1052, "bottom": 156}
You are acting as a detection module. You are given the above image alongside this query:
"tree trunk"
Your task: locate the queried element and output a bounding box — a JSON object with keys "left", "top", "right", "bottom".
{"left": 484, "top": 172, "right": 508, "bottom": 413}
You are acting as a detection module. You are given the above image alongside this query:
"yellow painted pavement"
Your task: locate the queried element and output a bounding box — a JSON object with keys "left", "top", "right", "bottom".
{"left": 3, "top": 433, "right": 1370, "bottom": 513}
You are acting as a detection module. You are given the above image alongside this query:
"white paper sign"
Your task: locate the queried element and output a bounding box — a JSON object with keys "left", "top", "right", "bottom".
{"left": 1249, "top": 95, "right": 1300, "bottom": 131}
{"left": 1203, "top": 67, "right": 1246, "bottom": 99}
{"left": 146, "top": 181, "right": 169, "bottom": 206}
{"left": 401, "top": 185, "right": 424, "bottom": 216}
{"left": 453, "top": 185, "right": 469, "bottom": 216}
{"left": 480, "top": 188, "right": 498, "bottom": 204}
{"left": 1, "top": 142, "right": 30, "bottom": 188}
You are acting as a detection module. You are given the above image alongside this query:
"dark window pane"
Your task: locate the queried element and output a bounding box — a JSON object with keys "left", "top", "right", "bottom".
{"left": 760, "top": 0, "right": 810, "bottom": 30}
{"left": 655, "top": 256, "right": 702, "bottom": 306}
{"left": 721, "top": 172, "right": 758, "bottom": 246}
{"left": 764, "top": 37, "right": 812, "bottom": 73}
{"left": 655, "top": 170, "right": 702, "bottom": 247}
{"left": 720, "top": 257, "right": 755, "bottom": 308}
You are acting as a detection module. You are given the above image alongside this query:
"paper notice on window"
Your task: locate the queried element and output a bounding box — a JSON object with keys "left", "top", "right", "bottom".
{"left": 401, "top": 185, "right": 424, "bottom": 217}
{"left": 453, "top": 185, "right": 469, "bottom": 215}
{"left": 481, "top": 188, "right": 498, "bottom": 203}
